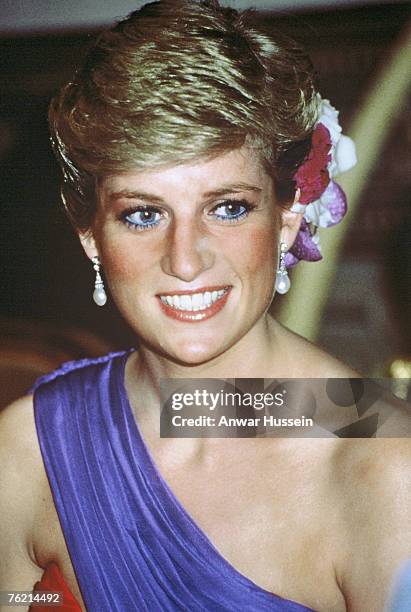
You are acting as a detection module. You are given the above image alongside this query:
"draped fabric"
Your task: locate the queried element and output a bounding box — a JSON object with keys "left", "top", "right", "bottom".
{"left": 33, "top": 351, "right": 316, "bottom": 612}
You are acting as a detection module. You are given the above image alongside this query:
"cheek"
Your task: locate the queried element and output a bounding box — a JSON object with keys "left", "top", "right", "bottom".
{"left": 103, "top": 246, "right": 136, "bottom": 279}
{"left": 234, "top": 227, "right": 277, "bottom": 274}
{"left": 97, "top": 232, "right": 149, "bottom": 286}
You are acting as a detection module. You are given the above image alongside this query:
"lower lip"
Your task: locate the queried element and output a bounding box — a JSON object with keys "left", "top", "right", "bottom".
{"left": 157, "top": 289, "right": 231, "bottom": 323}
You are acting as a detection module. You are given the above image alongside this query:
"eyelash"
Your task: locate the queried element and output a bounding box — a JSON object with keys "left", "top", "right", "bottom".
{"left": 120, "top": 199, "right": 256, "bottom": 232}
{"left": 122, "top": 207, "right": 162, "bottom": 232}
{"left": 211, "top": 199, "right": 255, "bottom": 223}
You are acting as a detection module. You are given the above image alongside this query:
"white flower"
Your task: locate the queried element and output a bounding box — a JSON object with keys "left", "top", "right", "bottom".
{"left": 289, "top": 202, "right": 306, "bottom": 214}
{"left": 333, "top": 134, "right": 357, "bottom": 175}
{"left": 311, "top": 230, "right": 321, "bottom": 250}
{"left": 304, "top": 193, "right": 333, "bottom": 229}
{"left": 315, "top": 95, "right": 341, "bottom": 145}
{"left": 315, "top": 95, "right": 357, "bottom": 178}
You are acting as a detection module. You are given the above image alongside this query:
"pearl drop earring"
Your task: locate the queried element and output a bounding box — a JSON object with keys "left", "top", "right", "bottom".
{"left": 92, "top": 256, "right": 107, "bottom": 306}
{"left": 275, "top": 242, "right": 291, "bottom": 295}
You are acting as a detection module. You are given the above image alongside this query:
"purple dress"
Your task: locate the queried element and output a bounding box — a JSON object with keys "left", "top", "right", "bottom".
{"left": 33, "top": 351, "right": 316, "bottom": 612}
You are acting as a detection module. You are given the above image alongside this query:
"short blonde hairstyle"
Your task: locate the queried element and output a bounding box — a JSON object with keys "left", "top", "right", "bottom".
{"left": 49, "top": 0, "right": 319, "bottom": 230}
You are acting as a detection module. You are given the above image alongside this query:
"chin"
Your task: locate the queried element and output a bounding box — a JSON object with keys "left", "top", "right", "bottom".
{"left": 160, "top": 338, "right": 228, "bottom": 367}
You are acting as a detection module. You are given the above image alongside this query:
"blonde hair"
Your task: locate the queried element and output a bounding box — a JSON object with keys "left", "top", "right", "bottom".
{"left": 49, "top": 0, "right": 319, "bottom": 230}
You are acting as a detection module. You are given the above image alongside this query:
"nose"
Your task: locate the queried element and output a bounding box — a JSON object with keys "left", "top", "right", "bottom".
{"left": 160, "top": 218, "right": 214, "bottom": 282}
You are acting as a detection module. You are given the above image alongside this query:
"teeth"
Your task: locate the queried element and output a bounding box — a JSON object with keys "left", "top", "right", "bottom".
{"left": 180, "top": 295, "right": 191, "bottom": 310}
{"left": 159, "top": 289, "right": 228, "bottom": 311}
{"left": 192, "top": 293, "right": 204, "bottom": 311}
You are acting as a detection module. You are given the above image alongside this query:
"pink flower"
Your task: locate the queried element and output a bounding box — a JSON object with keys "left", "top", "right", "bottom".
{"left": 293, "top": 123, "right": 332, "bottom": 205}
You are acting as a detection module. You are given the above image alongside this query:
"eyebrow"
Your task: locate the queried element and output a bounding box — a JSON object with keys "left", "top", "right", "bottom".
{"left": 108, "top": 190, "right": 163, "bottom": 205}
{"left": 107, "top": 182, "right": 262, "bottom": 204}
{"left": 203, "top": 183, "right": 262, "bottom": 198}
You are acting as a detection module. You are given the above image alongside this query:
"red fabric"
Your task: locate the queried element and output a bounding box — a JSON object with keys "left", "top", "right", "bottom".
{"left": 31, "top": 562, "right": 82, "bottom": 611}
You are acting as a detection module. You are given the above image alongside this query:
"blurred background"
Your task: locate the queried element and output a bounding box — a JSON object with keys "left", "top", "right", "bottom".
{"left": 1, "top": 0, "right": 410, "bottom": 406}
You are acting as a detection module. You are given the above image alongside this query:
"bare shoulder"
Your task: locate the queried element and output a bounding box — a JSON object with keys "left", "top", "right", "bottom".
{"left": 1, "top": 394, "right": 36, "bottom": 446}
{"left": 0, "top": 396, "right": 45, "bottom": 590}
{"left": 333, "top": 437, "right": 411, "bottom": 500}
{"left": 273, "top": 321, "right": 360, "bottom": 378}
{"left": 331, "top": 439, "right": 411, "bottom": 609}
{"left": 0, "top": 395, "right": 44, "bottom": 487}
{"left": 0, "top": 395, "right": 45, "bottom": 476}
{"left": 333, "top": 438, "right": 411, "bottom": 557}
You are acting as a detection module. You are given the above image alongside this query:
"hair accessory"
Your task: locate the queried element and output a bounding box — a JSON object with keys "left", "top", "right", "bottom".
{"left": 92, "top": 256, "right": 107, "bottom": 306}
{"left": 286, "top": 95, "right": 357, "bottom": 268}
{"left": 275, "top": 242, "right": 291, "bottom": 294}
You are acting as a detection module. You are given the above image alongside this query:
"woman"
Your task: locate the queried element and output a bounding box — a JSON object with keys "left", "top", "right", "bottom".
{"left": 0, "top": 1, "right": 409, "bottom": 611}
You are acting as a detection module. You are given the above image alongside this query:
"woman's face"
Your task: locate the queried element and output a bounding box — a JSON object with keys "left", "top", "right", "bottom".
{"left": 85, "top": 147, "right": 284, "bottom": 365}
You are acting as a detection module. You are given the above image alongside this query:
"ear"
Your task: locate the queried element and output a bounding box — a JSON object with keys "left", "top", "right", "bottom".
{"left": 279, "top": 189, "right": 304, "bottom": 249}
{"left": 78, "top": 230, "right": 99, "bottom": 261}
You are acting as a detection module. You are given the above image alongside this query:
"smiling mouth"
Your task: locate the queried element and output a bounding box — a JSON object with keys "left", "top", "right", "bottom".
{"left": 157, "top": 287, "right": 231, "bottom": 322}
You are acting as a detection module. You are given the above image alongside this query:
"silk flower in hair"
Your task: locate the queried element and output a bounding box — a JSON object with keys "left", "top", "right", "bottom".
{"left": 286, "top": 96, "right": 357, "bottom": 268}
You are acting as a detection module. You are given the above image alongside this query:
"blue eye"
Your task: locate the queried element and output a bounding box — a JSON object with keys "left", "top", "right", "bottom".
{"left": 211, "top": 200, "right": 253, "bottom": 223}
{"left": 123, "top": 207, "right": 162, "bottom": 230}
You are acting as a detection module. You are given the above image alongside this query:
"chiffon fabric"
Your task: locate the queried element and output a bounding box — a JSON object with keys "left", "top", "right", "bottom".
{"left": 33, "top": 351, "right": 316, "bottom": 611}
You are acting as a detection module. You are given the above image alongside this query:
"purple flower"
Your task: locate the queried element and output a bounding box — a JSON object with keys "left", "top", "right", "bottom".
{"left": 286, "top": 219, "right": 322, "bottom": 268}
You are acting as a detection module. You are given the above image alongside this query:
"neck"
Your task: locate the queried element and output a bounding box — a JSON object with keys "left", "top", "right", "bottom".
{"left": 126, "top": 315, "right": 289, "bottom": 417}
{"left": 124, "top": 314, "right": 298, "bottom": 456}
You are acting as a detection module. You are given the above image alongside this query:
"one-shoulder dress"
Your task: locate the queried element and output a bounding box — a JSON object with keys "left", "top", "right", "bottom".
{"left": 30, "top": 351, "right": 316, "bottom": 611}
